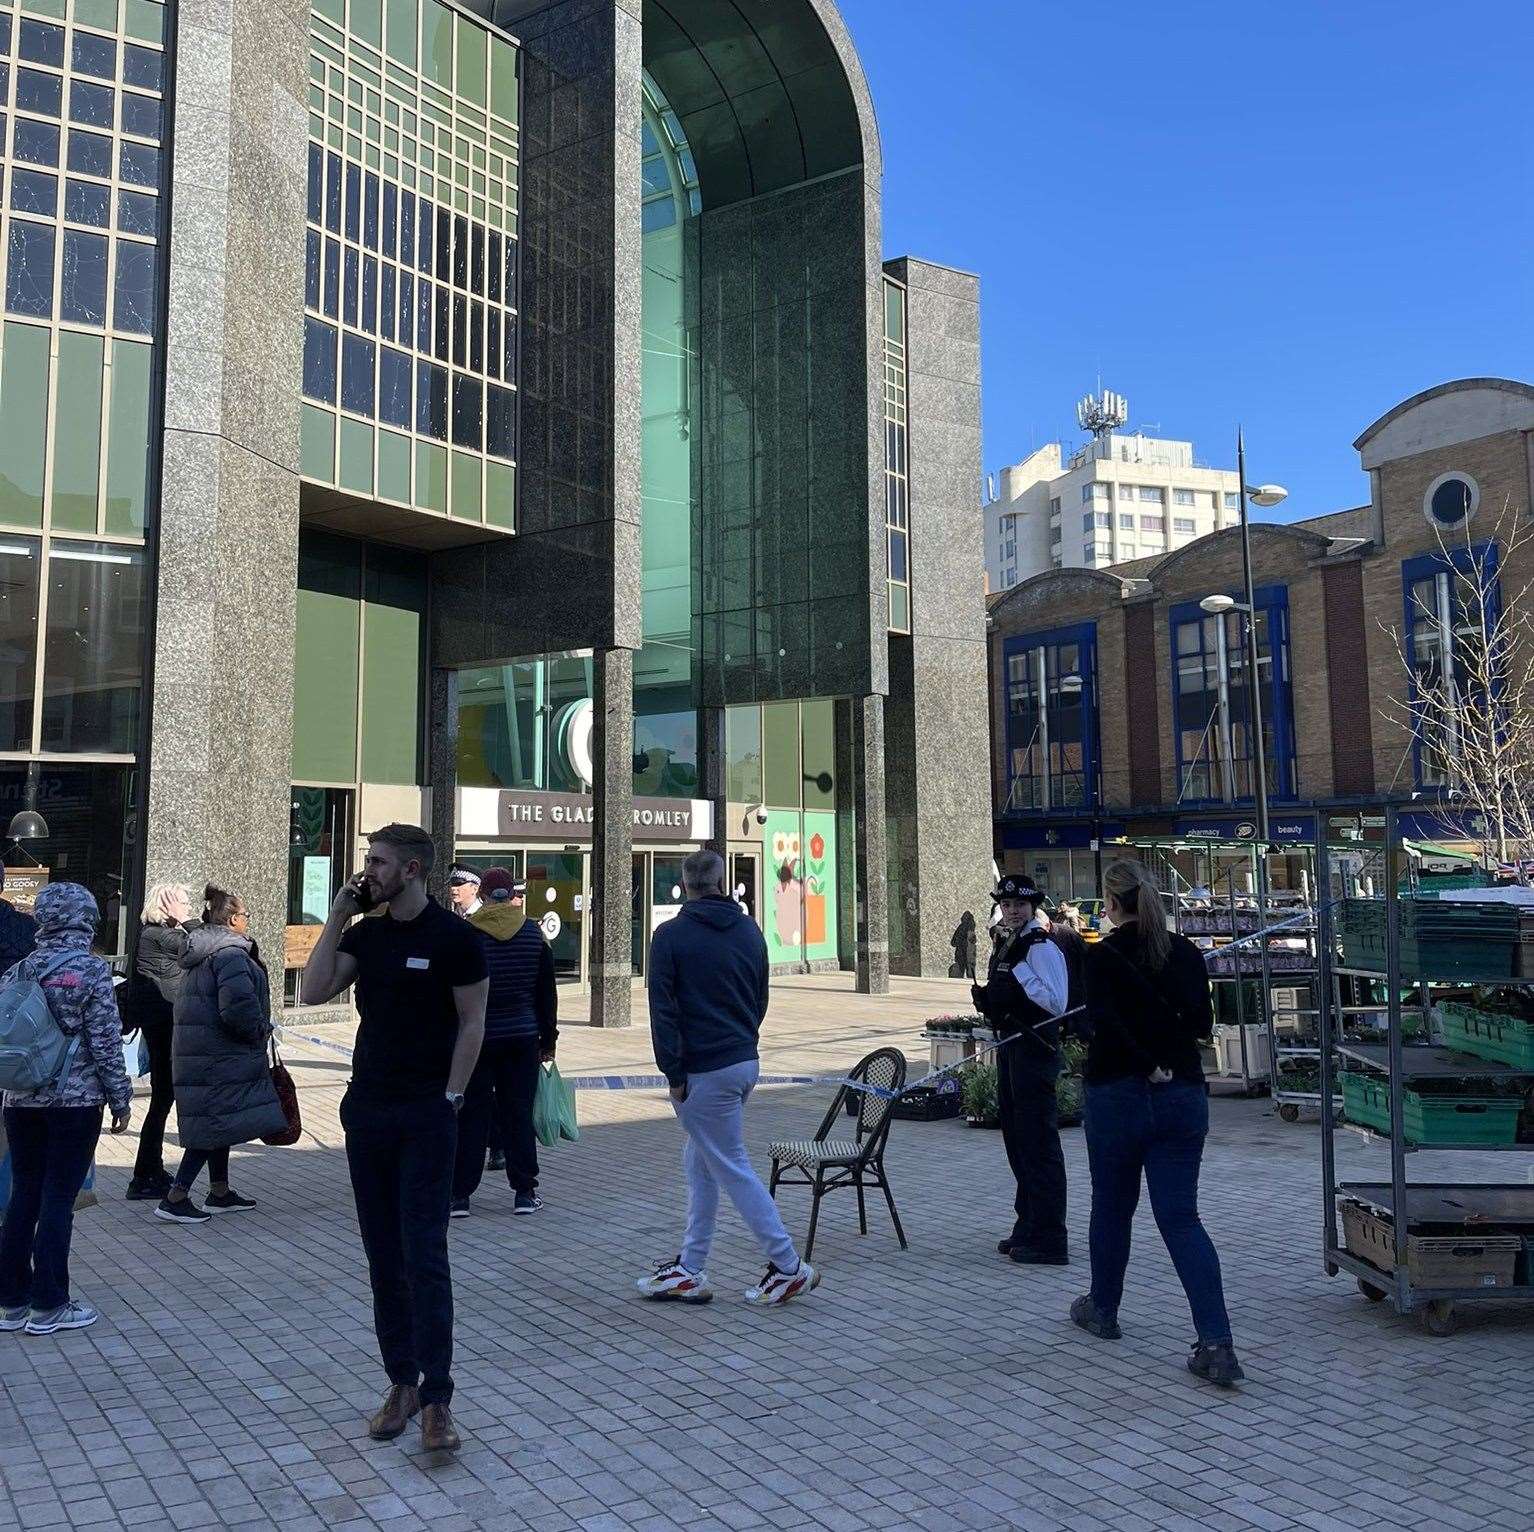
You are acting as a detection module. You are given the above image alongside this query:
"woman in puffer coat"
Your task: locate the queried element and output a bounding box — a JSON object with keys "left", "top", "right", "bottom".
{"left": 126, "top": 882, "right": 191, "bottom": 1201}
{"left": 0, "top": 883, "right": 132, "bottom": 1335}
{"left": 156, "top": 885, "right": 285, "bottom": 1225}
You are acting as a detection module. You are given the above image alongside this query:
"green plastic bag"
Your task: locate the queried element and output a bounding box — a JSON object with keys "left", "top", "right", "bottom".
{"left": 533, "top": 1063, "right": 579, "bottom": 1147}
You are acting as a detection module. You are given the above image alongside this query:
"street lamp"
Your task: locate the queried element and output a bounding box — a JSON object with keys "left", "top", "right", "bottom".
{"left": 1201, "top": 432, "right": 1287, "bottom": 849}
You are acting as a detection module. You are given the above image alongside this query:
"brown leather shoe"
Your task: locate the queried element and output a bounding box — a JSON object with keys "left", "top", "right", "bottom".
{"left": 420, "top": 1402, "right": 461, "bottom": 1453}
{"left": 367, "top": 1384, "right": 420, "bottom": 1441}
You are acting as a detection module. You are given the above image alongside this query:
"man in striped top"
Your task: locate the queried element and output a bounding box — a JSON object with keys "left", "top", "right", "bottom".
{"left": 449, "top": 867, "right": 557, "bottom": 1217}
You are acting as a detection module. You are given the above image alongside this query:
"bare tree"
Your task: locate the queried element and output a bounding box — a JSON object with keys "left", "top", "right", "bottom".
{"left": 1382, "top": 495, "right": 1534, "bottom": 878}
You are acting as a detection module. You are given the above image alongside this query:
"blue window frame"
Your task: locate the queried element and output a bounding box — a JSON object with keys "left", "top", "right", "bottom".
{"left": 1402, "top": 543, "right": 1501, "bottom": 790}
{"left": 1002, "top": 623, "right": 1097, "bottom": 812}
{"left": 1171, "top": 586, "right": 1294, "bottom": 804}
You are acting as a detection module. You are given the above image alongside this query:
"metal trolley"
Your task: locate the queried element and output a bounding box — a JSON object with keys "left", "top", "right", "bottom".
{"left": 1318, "top": 804, "right": 1534, "bottom": 1336}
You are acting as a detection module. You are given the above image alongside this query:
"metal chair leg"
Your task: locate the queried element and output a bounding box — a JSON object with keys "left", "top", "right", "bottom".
{"left": 769, "top": 1161, "right": 781, "bottom": 1197}
{"left": 804, "top": 1168, "right": 825, "bottom": 1261}
{"left": 876, "top": 1162, "right": 908, "bottom": 1250}
{"left": 855, "top": 1168, "right": 867, "bottom": 1235}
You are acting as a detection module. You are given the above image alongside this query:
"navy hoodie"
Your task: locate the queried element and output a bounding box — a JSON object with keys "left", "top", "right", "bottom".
{"left": 647, "top": 895, "right": 769, "bottom": 1087}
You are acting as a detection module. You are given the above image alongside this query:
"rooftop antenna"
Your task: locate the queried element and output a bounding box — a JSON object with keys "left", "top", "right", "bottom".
{"left": 1076, "top": 388, "right": 1128, "bottom": 440}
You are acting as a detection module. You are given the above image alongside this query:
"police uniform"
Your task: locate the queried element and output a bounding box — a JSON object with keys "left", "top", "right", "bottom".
{"left": 973, "top": 875, "right": 1069, "bottom": 1263}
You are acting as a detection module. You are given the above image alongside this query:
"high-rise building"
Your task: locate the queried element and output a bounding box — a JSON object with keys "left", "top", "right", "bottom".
{"left": 0, "top": 0, "right": 991, "bottom": 1024}
{"left": 983, "top": 419, "right": 1242, "bottom": 590}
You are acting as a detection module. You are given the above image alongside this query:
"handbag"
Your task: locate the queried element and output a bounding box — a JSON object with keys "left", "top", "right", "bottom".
{"left": 261, "top": 1037, "right": 302, "bottom": 1146}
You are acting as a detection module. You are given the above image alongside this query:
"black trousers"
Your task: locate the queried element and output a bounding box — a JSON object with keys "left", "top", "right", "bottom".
{"left": 997, "top": 1035, "right": 1067, "bottom": 1255}
{"left": 453, "top": 1037, "right": 541, "bottom": 1199}
{"left": 341, "top": 1088, "right": 458, "bottom": 1406}
{"left": 132, "top": 1020, "right": 175, "bottom": 1183}
{"left": 0, "top": 1106, "right": 101, "bottom": 1313}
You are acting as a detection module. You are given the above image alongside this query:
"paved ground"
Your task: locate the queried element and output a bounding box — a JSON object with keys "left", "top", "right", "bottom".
{"left": 3, "top": 974, "right": 1532, "bottom": 1532}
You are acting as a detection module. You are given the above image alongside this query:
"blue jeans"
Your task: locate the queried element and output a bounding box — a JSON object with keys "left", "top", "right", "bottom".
{"left": 1084, "top": 1078, "right": 1233, "bottom": 1346}
{"left": 674, "top": 1061, "right": 798, "bottom": 1274}
{"left": 0, "top": 1106, "right": 103, "bottom": 1313}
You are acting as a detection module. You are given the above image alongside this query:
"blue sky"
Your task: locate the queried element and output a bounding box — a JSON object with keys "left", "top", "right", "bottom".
{"left": 838, "top": 0, "right": 1534, "bottom": 522}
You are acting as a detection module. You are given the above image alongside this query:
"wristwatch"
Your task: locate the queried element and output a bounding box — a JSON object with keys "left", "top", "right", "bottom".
{"left": 445, "top": 1091, "right": 465, "bottom": 1112}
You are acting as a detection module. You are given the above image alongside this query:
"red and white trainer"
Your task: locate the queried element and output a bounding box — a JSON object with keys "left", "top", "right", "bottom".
{"left": 744, "top": 1260, "right": 820, "bottom": 1306}
{"left": 636, "top": 1260, "right": 714, "bottom": 1304}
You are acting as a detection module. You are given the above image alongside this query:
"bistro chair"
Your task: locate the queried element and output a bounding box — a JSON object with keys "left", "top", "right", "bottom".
{"left": 768, "top": 1047, "right": 909, "bottom": 1261}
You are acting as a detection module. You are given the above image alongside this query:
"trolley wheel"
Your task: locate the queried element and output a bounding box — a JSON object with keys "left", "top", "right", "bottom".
{"left": 1278, "top": 1103, "right": 1301, "bottom": 1123}
{"left": 1357, "top": 1279, "right": 1386, "bottom": 1303}
{"left": 1420, "top": 1300, "right": 1457, "bottom": 1337}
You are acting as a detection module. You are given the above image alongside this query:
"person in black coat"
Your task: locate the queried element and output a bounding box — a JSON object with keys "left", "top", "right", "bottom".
{"left": 156, "top": 885, "right": 285, "bottom": 1225}
{"left": 0, "top": 866, "right": 38, "bottom": 975}
{"left": 125, "top": 883, "right": 192, "bottom": 1200}
{"left": 1068, "top": 859, "right": 1244, "bottom": 1388}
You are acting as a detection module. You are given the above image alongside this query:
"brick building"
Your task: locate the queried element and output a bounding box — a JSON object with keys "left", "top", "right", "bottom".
{"left": 987, "top": 378, "right": 1534, "bottom": 897}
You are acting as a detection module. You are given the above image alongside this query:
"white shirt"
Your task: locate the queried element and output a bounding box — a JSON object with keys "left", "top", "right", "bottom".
{"left": 1010, "top": 917, "right": 1070, "bottom": 1018}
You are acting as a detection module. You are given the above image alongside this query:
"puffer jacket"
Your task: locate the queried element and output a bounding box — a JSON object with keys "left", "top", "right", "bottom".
{"left": 129, "top": 920, "right": 188, "bottom": 1028}
{"left": 172, "top": 925, "right": 285, "bottom": 1151}
{"left": 2, "top": 883, "right": 131, "bottom": 1115}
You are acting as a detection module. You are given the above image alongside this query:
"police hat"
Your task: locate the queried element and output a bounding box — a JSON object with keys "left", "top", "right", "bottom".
{"left": 992, "top": 873, "right": 1045, "bottom": 905}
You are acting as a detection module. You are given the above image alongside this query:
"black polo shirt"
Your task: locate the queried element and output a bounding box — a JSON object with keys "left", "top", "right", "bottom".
{"left": 340, "top": 897, "right": 487, "bottom": 1100}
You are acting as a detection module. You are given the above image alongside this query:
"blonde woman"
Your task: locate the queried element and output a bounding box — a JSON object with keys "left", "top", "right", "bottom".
{"left": 1071, "top": 860, "right": 1244, "bottom": 1387}
{"left": 125, "top": 883, "right": 191, "bottom": 1200}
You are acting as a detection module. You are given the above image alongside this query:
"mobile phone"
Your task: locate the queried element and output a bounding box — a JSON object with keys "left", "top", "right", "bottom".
{"left": 348, "top": 874, "right": 376, "bottom": 912}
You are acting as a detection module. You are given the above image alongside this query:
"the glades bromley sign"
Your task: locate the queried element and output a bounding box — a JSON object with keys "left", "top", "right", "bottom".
{"left": 456, "top": 786, "right": 713, "bottom": 843}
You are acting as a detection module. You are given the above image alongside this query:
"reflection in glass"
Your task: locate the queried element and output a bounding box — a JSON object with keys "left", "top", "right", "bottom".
{"left": 6, "top": 220, "right": 55, "bottom": 317}
{"left": 61, "top": 231, "right": 108, "bottom": 325}
{"left": 112, "top": 240, "right": 156, "bottom": 334}
{"left": 71, "top": 31, "right": 115, "bottom": 79}
{"left": 17, "top": 69, "right": 63, "bottom": 117}
{"left": 120, "top": 92, "right": 162, "bottom": 141}
{"left": 116, "top": 188, "right": 156, "bottom": 235}
{"left": 303, "top": 317, "right": 337, "bottom": 403}
{"left": 14, "top": 119, "right": 61, "bottom": 167}
{"left": 67, "top": 179, "right": 110, "bottom": 227}
{"left": 0, "top": 539, "right": 40, "bottom": 751}
{"left": 67, "top": 130, "right": 112, "bottom": 178}
{"left": 21, "top": 20, "right": 66, "bottom": 68}
{"left": 69, "top": 80, "right": 114, "bottom": 128}
{"left": 10, "top": 168, "right": 58, "bottom": 218}
{"left": 40, "top": 542, "right": 146, "bottom": 755}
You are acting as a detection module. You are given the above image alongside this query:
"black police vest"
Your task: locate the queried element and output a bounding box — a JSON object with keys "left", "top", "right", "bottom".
{"left": 986, "top": 926, "right": 1052, "bottom": 1034}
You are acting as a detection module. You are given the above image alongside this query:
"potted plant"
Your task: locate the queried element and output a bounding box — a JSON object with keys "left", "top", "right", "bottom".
{"left": 961, "top": 1061, "right": 1000, "bottom": 1127}
{"left": 1056, "top": 1038, "right": 1087, "bottom": 1127}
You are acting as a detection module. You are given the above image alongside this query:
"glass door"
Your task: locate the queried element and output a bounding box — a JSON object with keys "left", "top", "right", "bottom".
{"left": 650, "top": 852, "right": 689, "bottom": 940}
{"left": 524, "top": 850, "right": 585, "bottom": 983}
{"left": 730, "top": 853, "right": 757, "bottom": 922}
{"left": 631, "top": 854, "right": 645, "bottom": 976}
{"left": 285, "top": 787, "right": 353, "bottom": 1004}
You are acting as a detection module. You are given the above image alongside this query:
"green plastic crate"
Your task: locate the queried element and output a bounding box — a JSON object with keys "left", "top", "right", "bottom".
{"left": 1339, "top": 1072, "right": 1522, "bottom": 1146}
{"left": 1437, "top": 1002, "right": 1534, "bottom": 1070}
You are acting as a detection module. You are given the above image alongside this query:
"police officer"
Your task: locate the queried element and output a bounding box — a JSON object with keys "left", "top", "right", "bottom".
{"left": 972, "top": 874, "right": 1070, "bottom": 1265}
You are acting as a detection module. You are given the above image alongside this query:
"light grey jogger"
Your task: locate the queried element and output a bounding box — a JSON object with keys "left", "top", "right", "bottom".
{"left": 674, "top": 1061, "right": 799, "bottom": 1275}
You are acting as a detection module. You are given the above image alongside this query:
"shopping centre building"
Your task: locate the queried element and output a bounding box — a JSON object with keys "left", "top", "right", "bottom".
{"left": 0, "top": 0, "right": 991, "bottom": 1023}
{"left": 988, "top": 377, "right": 1534, "bottom": 899}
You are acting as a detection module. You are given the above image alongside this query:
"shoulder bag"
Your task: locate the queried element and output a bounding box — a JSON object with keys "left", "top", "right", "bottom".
{"left": 261, "top": 1037, "right": 302, "bottom": 1146}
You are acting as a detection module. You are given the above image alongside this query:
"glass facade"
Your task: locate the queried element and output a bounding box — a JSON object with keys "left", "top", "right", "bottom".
{"left": 0, "top": 0, "right": 167, "bottom": 952}
{"left": 883, "top": 278, "right": 910, "bottom": 633}
{"left": 1172, "top": 590, "right": 1294, "bottom": 803}
{"left": 1003, "top": 627, "right": 1096, "bottom": 812}
{"left": 300, "top": 0, "right": 518, "bottom": 527}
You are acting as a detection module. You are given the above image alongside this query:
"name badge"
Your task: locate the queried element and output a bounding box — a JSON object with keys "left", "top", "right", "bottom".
{"left": 406, "top": 956, "right": 431, "bottom": 970}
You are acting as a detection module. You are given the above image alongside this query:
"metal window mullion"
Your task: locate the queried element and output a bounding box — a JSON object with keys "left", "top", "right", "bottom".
{"left": 1034, "top": 645, "right": 1051, "bottom": 811}
{"left": 1434, "top": 569, "right": 1461, "bottom": 772}
{"left": 1213, "top": 618, "right": 1235, "bottom": 803}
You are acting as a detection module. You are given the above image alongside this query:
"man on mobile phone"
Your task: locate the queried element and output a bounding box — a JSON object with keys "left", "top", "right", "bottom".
{"left": 302, "top": 824, "right": 487, "bottom": 1454}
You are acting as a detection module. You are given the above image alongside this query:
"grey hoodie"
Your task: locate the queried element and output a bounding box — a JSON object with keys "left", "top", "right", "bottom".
{"left": 3, "top": 882, "right": 131, "bottom": 1115}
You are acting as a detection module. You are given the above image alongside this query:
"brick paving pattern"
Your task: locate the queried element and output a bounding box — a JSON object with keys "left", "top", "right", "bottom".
{"left": 2, "top": 976, "right": 1531, "bottom": 1530}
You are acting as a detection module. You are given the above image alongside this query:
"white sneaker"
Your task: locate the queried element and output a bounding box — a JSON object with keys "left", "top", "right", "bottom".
{"left": 635, "top": 1260, "right": 713, "bottom": 1304}
{"left": 744, "top": 1260, "right": 820, "bottom": 1306}
{"left": 24, "top": 1301, "right": 99, "bottom": 1335}
{"left": 0, "top": 1305, "right": 28, "bottom": 1332}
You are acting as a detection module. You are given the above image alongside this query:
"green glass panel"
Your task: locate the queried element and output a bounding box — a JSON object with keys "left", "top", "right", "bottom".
{"left": 300, "top": 403, "right": 337, "bottom": 483}
{"left": 762, "top": 701, "right": 800, "bottom": 808}
{"left": 360, "top": 545, "right": 425, "bottom": 784}
{"left": 351, "top": 0, "right": 382, "bottom": 48}
{"left": 801, "top": 699, "right": 836, "bottom": 810}
{"left": 312, "top": 0, "right": 344, "bottom": 25}
{"left": 104, "top": 339, "right": 150, "bottom": 535}
{"left": 414, "top": 440, "right": 445, "bottom": 511}
{"left": 123, "top": 0, "right": 161, "bottom": 42}
{"left": 377, "top": 428, "right": 410, "bottom": 503}
{"left": 449, "top": 449, "right": 481, "bottom": 520}
{"left": 0, "top": 324, "right": 50, "bottom": 530}
{"left": 385, "top": 0, "right": 417, "bottom": 68}
{"left": 421, "top": 0, "right": 452, "bottom": 88}
{"left": 484, "top": 460, "right": 514, "bottom": 529}
{"left": 726, "top": 705, "right": 762, "bottom": 804}
{"left": 455, "top": 13, "right": 486, "bottom": 107}
{"left": 23, "top": 0, "right": 67, "bottom": 17}
{"left": 884, "top": 282, "right": 904, "bottom": 342}
{"left": 338, "top": 417, "right": 375, "bottom": 493}
{"left": 52, "top": 332, "right": 104, "bottom": 533}
{"left": 490, "top": 36, "right": 517, "bottom": 123}
{"left": 292, "top": 533, "right": 361, "bottom": 783}
{"left": 889, "top": 581, "right": 909, "bottom": 633}
{"left": 73, "top": 0, "right": 118, "bottom": 28}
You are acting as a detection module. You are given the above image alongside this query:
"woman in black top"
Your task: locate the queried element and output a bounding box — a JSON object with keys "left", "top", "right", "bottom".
{"left": 126, "top": 883, "right": 191, "bottom": 1200}
{"left": 1070, "top": 859, "right": 1244, "bottom": 1387}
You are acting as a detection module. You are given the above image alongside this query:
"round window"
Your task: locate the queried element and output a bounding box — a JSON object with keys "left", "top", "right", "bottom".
{"left": 1423, "top": 471, "right": 1479, "bottom": 530}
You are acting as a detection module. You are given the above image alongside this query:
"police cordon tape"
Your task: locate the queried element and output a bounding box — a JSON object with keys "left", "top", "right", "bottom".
{"left": 814, "top": 901, "right": 1333, "bottom": 1102}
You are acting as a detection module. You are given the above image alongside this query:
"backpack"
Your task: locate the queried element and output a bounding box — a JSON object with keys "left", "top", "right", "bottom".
{"left": 0, "top": 951, "right": 83, "bottom": 1095}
